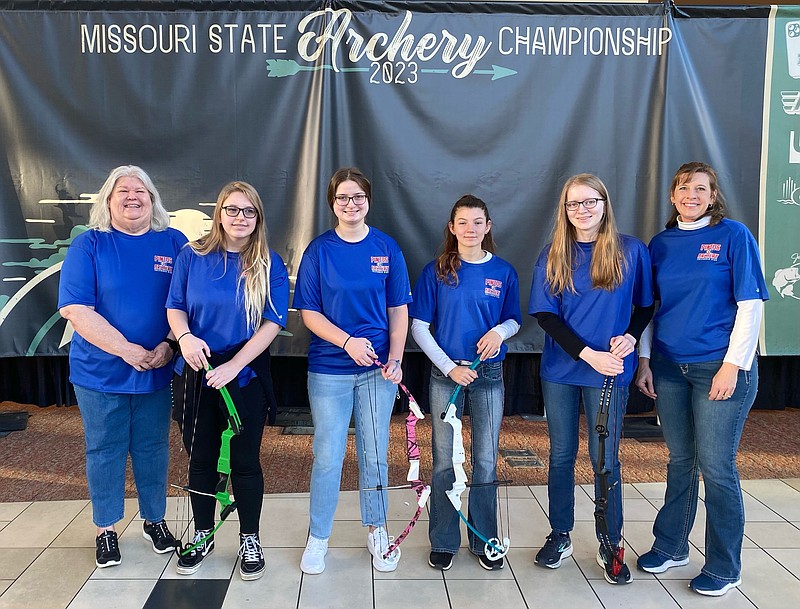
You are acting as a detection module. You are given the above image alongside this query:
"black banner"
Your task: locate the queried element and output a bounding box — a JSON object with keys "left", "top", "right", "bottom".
{"left": 0, "top": 2, "right": 769, "bottom": 356}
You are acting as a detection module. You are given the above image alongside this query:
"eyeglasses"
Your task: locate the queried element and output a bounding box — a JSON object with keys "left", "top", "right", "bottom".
{"left": 334, "top": 193, "right": 367, "bottom": 206}
{"left": 565, "top": 198, "right": 604, "bottom": 211}
{"left": 221, "top": 206, "right": 258, "bottom": 218}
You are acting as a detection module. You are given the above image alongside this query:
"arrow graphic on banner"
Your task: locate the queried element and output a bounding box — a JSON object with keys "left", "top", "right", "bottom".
{"left": 266, "top": 59, "right": 368, "bottom": 77}
{"left": 421, "top": 65, "right": 517, "bottom": 80}
{"left": 267, "top": 59, "right": 516, "bottom": 81}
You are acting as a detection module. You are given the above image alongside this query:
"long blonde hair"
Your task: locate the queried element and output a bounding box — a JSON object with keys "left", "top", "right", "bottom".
{"left": 545, "top": 173, "right": 624, "bottom": 295}
{"left": 190, "top": 181, "right": 276, "bottom": 332}
{"left": 90, "top": 165, "right": 170, "bottom": 232}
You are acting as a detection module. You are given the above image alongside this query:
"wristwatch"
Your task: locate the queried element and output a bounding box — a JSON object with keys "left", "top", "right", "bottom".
{"left": 164, "top": 337, "right": 180, "bottom": 353}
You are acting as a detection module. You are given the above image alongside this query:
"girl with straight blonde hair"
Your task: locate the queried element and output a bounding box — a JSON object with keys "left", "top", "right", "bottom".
{"left": 167, "top": 181, "right": 289, "bottom": 581}
{"left": 528, "top": 173, "right": 654, "bottom": 585}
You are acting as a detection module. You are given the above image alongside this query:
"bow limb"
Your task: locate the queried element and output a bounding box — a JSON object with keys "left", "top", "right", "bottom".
{"left": 176, "top": 367, "right": 241, "bottom": 557}
{"left": 372, "top": 359, "right": 432, "bottom": 559}
{"left": 593, "top": 376, "right": 626, "bottom": 582}
{"left": 441, "top": 358, "right": 510, "bottom": 559}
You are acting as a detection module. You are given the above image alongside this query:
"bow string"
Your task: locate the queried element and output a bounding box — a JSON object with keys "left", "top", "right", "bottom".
{"left": 441, "top": 356, "right": 511, "bottom": 560}
{"left": 367, "top": 359, "right": 432, "bottom": 559}
{"left": 172, "top": 364, "right": 242, "bottom": 556}
{"left": 594, "top": 375, "right": 626, "bottom": 582}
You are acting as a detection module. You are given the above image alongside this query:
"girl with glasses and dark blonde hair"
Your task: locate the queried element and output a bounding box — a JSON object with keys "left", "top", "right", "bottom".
{"left": 528, "top": 173, "right": 654, "bottom": 584}
{"left": 167, "top": 181, "right": 289, "bottom": 581}
{"left": 293, "top": 167, "right": 412, "bottom": 575}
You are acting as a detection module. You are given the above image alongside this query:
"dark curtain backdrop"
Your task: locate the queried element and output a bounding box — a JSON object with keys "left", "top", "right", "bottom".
{"left": 2, "top": 354, "right": 797, "bottom": 413}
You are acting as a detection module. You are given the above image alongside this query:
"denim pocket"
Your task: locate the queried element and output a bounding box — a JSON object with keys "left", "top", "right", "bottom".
{"left": 479, "top": 361, "right": 503, "bottom": 382}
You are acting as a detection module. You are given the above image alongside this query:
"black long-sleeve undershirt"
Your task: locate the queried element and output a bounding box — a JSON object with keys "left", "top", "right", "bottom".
{"left": 535, "top": 304, "right": 655, "bottom": 361}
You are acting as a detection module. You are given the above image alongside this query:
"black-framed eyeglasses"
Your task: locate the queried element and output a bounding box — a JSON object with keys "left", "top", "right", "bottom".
{"left": 334, "top": 193, "right": 367, "bottom": 206}
{"left": 221, "top": 206, "right": 258, "bottom": 218}
{"left": 565, "top": 198, "right": 604, "bottom": 211}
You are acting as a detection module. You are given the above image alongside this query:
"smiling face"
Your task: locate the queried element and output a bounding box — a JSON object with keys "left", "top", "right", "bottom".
{"left": 565, "top": 183, "right": 605, "bottom": 242}
{"left": 108, "top": 176, "right": 153, "bottom": 235}
{"left": 671, "top": 171, "right": 716, "bottom": 223}
{"left": 219, "top": 190, "right": 258, "bottom": 251}
{"left": 333, "top": 179, "right": 370, "bottom": 228}
{"left": 449, "top": 206, "right": 491, "bottom": 255}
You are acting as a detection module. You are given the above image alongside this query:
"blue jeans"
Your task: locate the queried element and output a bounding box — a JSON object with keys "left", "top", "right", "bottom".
{"left": 307, "top": 368, "right": 397, "bottom": 539}
{"left": 429, "top": 362, "right": 504, "bottom": 555}
{"left": 74, "top": 385, "right": 171, "bottom": 528}
{"left": 541, "top": 379, "right": 628, "bottom": 545}
{"left": 649, "top": 353, "right": 757, "bottom": 582}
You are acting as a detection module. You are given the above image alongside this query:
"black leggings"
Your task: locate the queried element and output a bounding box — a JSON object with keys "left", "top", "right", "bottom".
{"left": 176, "top": 377, "right": 267, "bottom": 534}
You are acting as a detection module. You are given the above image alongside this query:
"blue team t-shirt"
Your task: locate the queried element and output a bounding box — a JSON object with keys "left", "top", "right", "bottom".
{"left": 166, "top": 247, "right": 289, "bottom": 384}
{"left": 292, "top": 227, "right": 412, "bottom": 375}
{"left": 649, "top": 218, "right": 768, "bottom": 363}
{"left": 529, "top": 234, "right": 654, "bottom": 388}
{"left": 58, "top": 227, "right": 188, "bottom": 394}
{"left": 410, "top": 255, "right": 522, "bottom": 362}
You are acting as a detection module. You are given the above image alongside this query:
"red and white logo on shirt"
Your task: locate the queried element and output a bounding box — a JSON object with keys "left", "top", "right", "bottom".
{"left": 485, "top": 278, "right": 502, "bottom": 297}
{"left": 697, "top": 243, "right": 721, "bottom": 261}
{"left": 371, "top": 256, "right": 389, "bottom": 273}
{"left": 153, "top": 255, "right": 174, "bottom": 273}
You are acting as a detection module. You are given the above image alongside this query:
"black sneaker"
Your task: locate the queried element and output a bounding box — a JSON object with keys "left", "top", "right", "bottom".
{"left": 428, "top": 551, "right": 454, "bottom": 571}
{"left": 95, "top": 530, "right": 121, "bottom": 568}
{"left": 534, "top": 531, "right": 573, "bottom": 569}
{"left": 239, "top": 533, "right": 266, "bottom": 580}
{"left": 176, "top": 529, "right": 214, "bottom": 575}
{"left": 142, "top": 520, "right": 177, "bottom": 554}
{"left": 478, "top": 553, "right": 504, "bottom": 570}
{"left": 596, "top": 544, "right": 632, "bottom": 585}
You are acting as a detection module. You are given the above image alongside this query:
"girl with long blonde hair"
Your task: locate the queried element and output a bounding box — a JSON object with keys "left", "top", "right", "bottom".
{"left": 529, "top": 173, "right": 654, "bottom": 585}
{"left": 167, "top": 181, "right": 289, "bottom": 581}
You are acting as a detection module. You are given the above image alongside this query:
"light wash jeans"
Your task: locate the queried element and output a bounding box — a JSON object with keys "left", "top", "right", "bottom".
{"left": 428, "top": 361, "right": 504, "bottom": 555}
{"left": 307, "top": 368, "right": 397, "bottom": 540}
{"left": 541, "top": 379, "right": 628, "bottom": 545}
{"left": 648, "top": 352, "right": 758, "bottom": 582}
{"left": 74, "top": 384, "right": 171, "bottom": 527}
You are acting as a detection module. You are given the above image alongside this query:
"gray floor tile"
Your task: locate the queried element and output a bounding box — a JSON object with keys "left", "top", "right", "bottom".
{"left": 742, "top": 480, "right": 800, "bottom": 521}
{"left": 0, "top": 501, "right": 87, "bottom": 549}
{"left": 298, "top": 547, "right": 372, "bottom": 609}
{"left": 446, "top": 577, "right": 527, "bottom": 609}
{"left": 0, "top": 503, "right": 30, "bottom": 521}
{"left": 0, "top": 548, "right": 95, "bottom": 609}
{"left": 514, "top": 558, "right": 604, "bottom": 609}
{"left": 591, "top": 578, "right": 680, "bottom": 608}
{"left": 66, "top": 579, "right": 157, "bottom": 609}
{"left": 221, "top": 547, "right": 303, "bottom": 608}
{"left": 739, "top": 547, "right": 800, "bottom": 609}
{"left": 0, "top": 548, "right": 42, "bottom": 579}
{"left": 376, "top": 578, "right": 450, "bottom": 609}
{"left": 744, "top": 521, "right": 800, "bottom": 549}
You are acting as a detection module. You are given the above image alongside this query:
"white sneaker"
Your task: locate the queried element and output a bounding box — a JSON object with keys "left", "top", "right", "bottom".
{"left": 300, "top": 536, "right": 328, "bottom": 574}
{"left": 367, "top": 526, "right": 401, "bottom": 572}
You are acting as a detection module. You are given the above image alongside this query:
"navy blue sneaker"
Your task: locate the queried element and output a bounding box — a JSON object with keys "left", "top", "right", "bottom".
{"left": 534, "top": 531, "right": 573, "bottom": 569}
{"left": 690, "top": 573, "right": 741, "bottom": 597}
{"left": 637, "top": 549, "right": 689, "bottom": 574}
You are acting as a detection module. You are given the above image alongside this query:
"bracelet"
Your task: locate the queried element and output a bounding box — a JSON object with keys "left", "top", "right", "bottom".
{"left": 389, "top": 358, "right": 401, "bottom": 368}
{"left": 177, "top": 331, "right": 192, "bottom": 342}
{"left": 164, "top": 337, "right": 179, "bottom": 352}
{"left": 342, "top": 335, "right": 352, "bottom": 350}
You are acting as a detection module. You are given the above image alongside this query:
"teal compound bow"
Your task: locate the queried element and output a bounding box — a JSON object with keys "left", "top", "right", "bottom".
{"left": 172, "top": 364, "right": 242, "bottom": 556}
{"left": 441, "top": 356, "right": 511, "bottom": 560}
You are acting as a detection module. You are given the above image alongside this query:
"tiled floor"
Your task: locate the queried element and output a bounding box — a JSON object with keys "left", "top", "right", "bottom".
{"left": 1, "top": 480, "right": 799, "bottom": 609}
